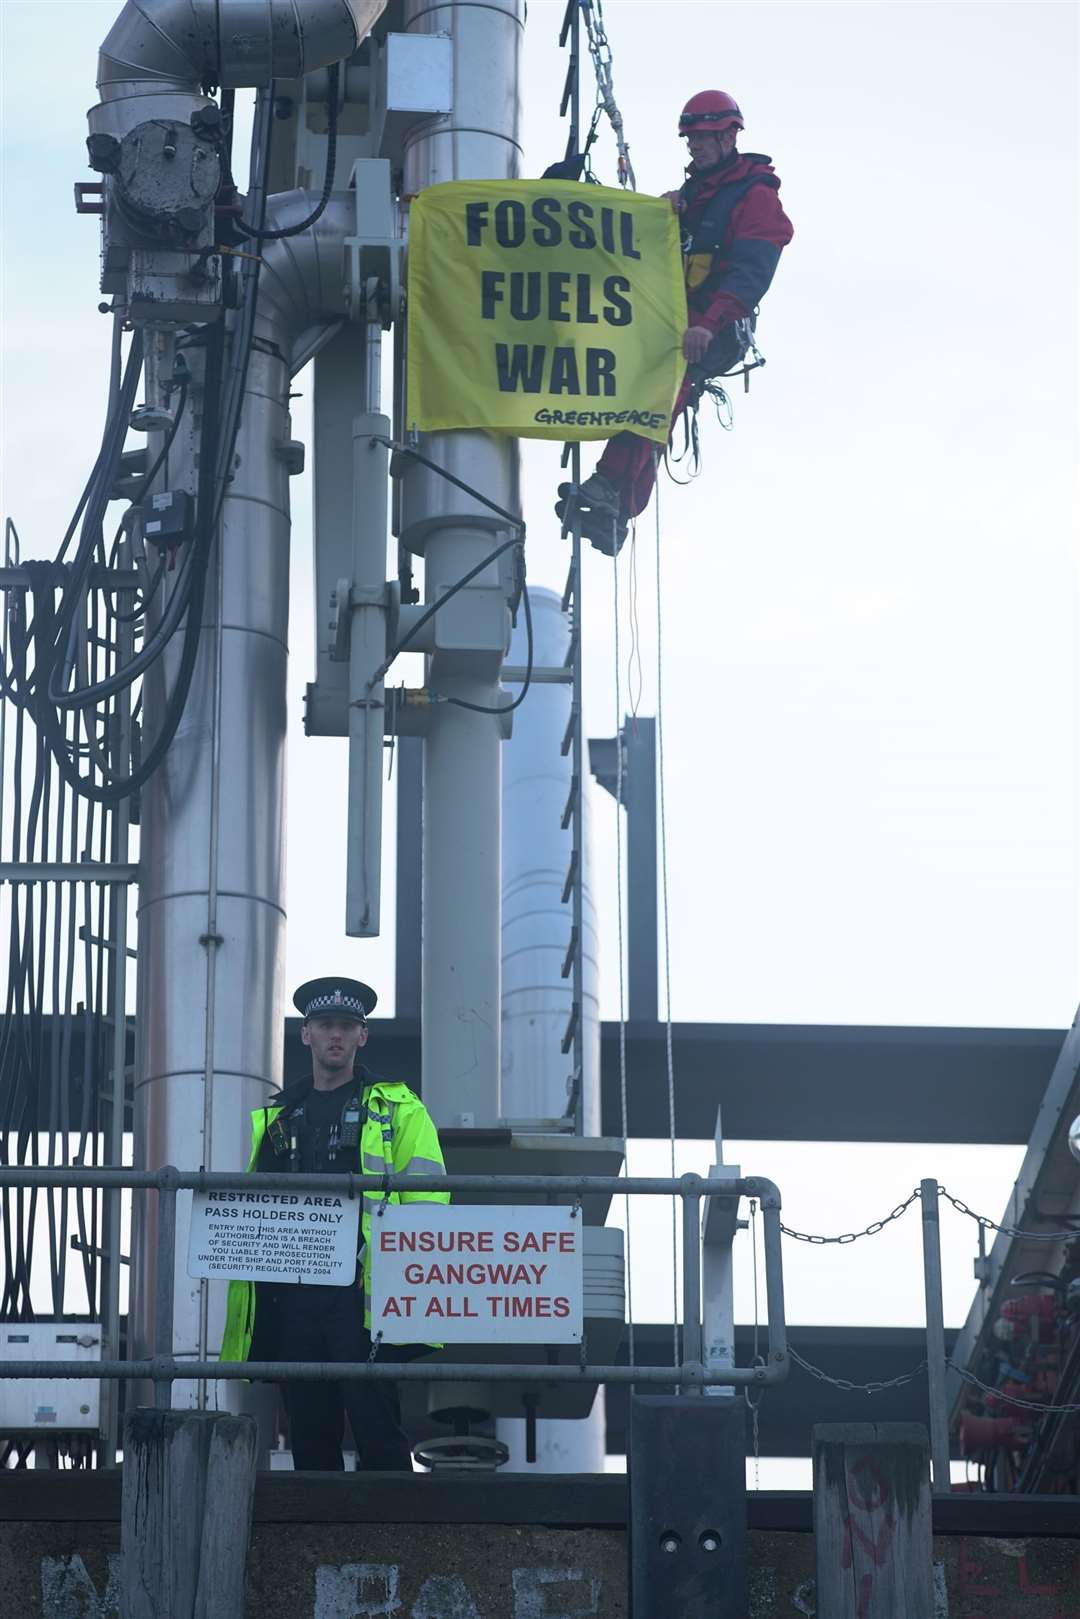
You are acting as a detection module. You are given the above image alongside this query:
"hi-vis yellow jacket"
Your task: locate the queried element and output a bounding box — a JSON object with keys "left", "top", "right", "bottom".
{"left": 219, "top": 1078, "right": 448, "bottom": 1362}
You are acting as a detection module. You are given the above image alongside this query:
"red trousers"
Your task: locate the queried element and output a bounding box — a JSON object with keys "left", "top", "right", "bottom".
{"left": 595, "top": 374, "right": 693, "bottom": 519}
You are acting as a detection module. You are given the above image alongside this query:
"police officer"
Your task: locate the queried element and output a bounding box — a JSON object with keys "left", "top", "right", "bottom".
{"left": 220, "top": 976, "right": 449, "bottom": 1470}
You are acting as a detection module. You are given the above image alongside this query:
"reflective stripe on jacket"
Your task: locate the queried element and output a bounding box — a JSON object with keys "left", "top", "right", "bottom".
{"left": 219, "top": 1079, "right": 449, "bottom": 1361}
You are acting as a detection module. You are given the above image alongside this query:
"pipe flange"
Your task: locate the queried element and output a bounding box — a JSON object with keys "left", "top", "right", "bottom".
{"left": 412, "top": 1433, "right": 510, "bottom": 1472}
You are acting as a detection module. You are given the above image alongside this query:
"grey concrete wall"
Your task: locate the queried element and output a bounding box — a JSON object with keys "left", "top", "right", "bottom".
{"left": 4, "top": 1523, "right": 1080, "bottom": 1618}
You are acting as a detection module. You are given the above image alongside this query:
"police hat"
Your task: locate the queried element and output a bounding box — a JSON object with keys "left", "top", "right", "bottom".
{"left": 293, "top": 976, "right": 377, "bottom": 1023}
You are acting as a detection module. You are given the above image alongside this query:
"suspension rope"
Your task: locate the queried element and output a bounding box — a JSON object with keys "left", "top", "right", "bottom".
{"left": 612, "top": 545, "right": 633, "bottom": 1368}
{"left": 654, "top": 466, "right": 679, "bottom": 1367}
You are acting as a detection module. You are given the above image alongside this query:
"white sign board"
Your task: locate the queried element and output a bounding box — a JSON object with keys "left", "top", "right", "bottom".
{"left": 370, "top": 1205, "right": 583, "bottom": 1343}
{"left": 187, "top": 1190, "right": 361, "bottom": 1286}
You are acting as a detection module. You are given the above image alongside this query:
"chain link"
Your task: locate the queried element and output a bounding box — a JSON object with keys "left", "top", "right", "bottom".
{"left": 781, "top": 1184, "right": 1080, "bottom": 1247}
{"left": 949, "top": 1361, "right": 1080, "bottom": 1416}
{"left": 790, "top": 1345, "right": 928, "bottom": 1395}
{"left": 780, "top": 1189, "right": 921, "bottom": 1245}
{"left": 580, "top": 0, "right": 636, "bottom": 189}
{"left": 937, "top": 1186, "right": 1080, "bottom": 1242}
{"left": 744, "top": 1384, "right": 762, "bottom": 1491}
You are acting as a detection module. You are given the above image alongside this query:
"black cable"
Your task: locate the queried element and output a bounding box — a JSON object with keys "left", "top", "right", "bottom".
{"left": 0, "top": 337, "right": 144, "bottom": 708}
{"left": 130, "top": 372, "right": 190, "bottom": 507}
{"left": 24, "top": 82, "right": 271, "bottom": 800}
{"left": 27, "top": 320, "right": 226, "bottom": 803}
{"left": 442, "top": 576, "right": 535, "bottom": 715}
{"left": 106, "top": 551, "right": 167, "bottom": 626}
{"left": 370, "top": 439, "right": 535, "bottom": 714}
{"left": 378, "top": 436, "right": 524, "bottom": 532}
{"left": 36, "top": 333, "right": 145, "bottom": 708}
{"left": 50, "top": 497, "right": 203, "bottom": 710}
{"left": 381, "top": 532, "right": 524, "bottom": 669}
{"left": 233, "top": 63, "right": 340, "bottom": 241}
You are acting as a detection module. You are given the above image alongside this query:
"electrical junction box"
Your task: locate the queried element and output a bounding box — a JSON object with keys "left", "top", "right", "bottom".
{"left": 0, "top": 1322, "right": 102, "bottom": 1433}
{"left": 374, "top": 33, "right": 453, "bottom": 158}
{"left": 142, "top": 489, "right": 194, "bottom": 549}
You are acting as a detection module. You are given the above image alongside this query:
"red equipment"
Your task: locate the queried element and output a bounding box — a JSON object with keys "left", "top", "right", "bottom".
{"left": 959, "top": 1412, "right": 1031, "bottom": 1454}
{"left": 678, "top": 91, "right": 744, "bottom": 136}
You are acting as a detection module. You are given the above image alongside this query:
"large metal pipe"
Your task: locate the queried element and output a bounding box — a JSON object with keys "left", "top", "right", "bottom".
{"left": 499, "top": 590, "right": 605, "bottom": 1470}
{"left": 399, "top": 0, "right": 525, "bottom": 1129}
{"left": 501, "top": 591, "right": 600, "bottom": 1134}
{"left": 91, "top": 0, "right": 388, "bottom": 136}
{"left": 131, "top": 191, "right": 353, "bottom": 1396}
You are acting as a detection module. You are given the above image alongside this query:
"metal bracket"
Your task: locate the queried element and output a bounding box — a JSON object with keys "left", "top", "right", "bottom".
{"left": 344, "top": 160, "right": 403, "bottom": 327}
{"left": 328, "top": 577, "right": 352, "bottom": 663}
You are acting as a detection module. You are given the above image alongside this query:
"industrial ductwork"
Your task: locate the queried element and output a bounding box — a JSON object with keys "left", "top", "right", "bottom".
{"left": 91, "top": 0, "right": 387, "bottom": 134}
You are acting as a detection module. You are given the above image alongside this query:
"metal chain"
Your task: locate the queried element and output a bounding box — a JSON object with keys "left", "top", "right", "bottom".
{"left": 781, "top": 1184, "right": 1079, "bottom": 1246}
{"left": 780, "top": 1189, "right": 921, "bottom": 1245}
{"left": 744, "top": 1383, "right": 762, "bottom": 1491}
{"left": 938, "top": 1186, "right": 1080, "bottom": 1242}
{"left": 580, "top": 0, "right": 636, "bottom": 189}
{"left": 949, "top": 1361, "right": 1080, "bottom": 1416}
{"left": 790, "top": 1345, "right": 928, "bottom": 1395}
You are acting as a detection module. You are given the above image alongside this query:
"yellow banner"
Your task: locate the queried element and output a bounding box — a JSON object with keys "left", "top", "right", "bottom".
{"left": 406, "top": 180, "right": 687, "bottom": 444}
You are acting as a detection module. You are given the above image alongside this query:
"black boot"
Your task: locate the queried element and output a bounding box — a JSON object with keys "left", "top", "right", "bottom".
{"left": 555, "top": 476, "right": 628, "bottom": 556}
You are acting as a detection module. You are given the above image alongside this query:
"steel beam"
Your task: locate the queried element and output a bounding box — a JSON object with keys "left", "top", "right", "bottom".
{"left": 10, "top": 1017, "right": 1061, "bottom": 1142}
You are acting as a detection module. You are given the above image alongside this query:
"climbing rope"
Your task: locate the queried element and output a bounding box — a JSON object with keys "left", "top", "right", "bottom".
{"left": 612, "top": 545, "right": 634, "bottom": 1368}
{"left": 654, "top": 468, "right": 680, "bottom": 1367}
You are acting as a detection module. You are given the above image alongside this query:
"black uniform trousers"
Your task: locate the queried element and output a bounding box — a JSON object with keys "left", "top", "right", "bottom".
{"left": 265, "top": 1281, "right": 413, "bottom": 1471}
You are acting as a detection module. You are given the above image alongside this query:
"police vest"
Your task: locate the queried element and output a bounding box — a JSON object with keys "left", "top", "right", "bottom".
{"left": 219, "top": 1078, "right": 449, "bottom": 1361}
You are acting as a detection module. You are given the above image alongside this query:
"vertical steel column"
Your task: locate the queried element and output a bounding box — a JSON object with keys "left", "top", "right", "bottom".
{"left": 921, "top": 1177, "right": 952, "bottom": 1491}
{"left": 395, "top": 737, "right": 423, "bottom": 1021}
{"left": 132, "top": 321, "right": 291, "bottom": 1401}
{"left": 625, "top": 719, "right": 658, "bottom": 1022}
{"left": 681, "top": 1175, "right": 703, "bottom": 1391}
{"left": 346, "top": 415, "right": 390, "bottom": 936}
{"left": 400, "top": 0, "right": 525, "bottom": 1128}
{"left": 153, "top": 1170, "right": 178, "bottom": 1409}
{"left": 701, "top": 1116, "right": 739, "bottom": 1401}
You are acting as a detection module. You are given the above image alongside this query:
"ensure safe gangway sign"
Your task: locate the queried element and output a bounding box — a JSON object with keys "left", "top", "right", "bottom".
{"left": 370, "top": 1205, "right": 584, "bottom": 1343}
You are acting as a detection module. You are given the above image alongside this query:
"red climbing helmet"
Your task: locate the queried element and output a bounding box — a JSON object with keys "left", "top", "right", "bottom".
{"left": 678, "top": 90, "right": 744, "bottom": 136}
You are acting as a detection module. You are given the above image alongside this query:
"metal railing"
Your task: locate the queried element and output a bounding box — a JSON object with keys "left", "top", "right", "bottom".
{"left": 0, "top": 1167, "right": 788, "bottom": 1412}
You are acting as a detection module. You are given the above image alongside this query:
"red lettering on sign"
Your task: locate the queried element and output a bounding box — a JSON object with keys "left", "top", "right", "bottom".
{"left": 1018, "top": 1556, "right": 1059, "bottom": 1597}
{"left": 957, "top": 1539, "right": 1002, "bottom": 1600}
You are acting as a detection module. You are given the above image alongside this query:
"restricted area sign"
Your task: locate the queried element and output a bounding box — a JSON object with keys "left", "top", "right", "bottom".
{"left": 187, "top": 1190, "right": 361, "bottom": 1286}
{"left": 370, "top": 1205, "right": 583, "bottom": 1344}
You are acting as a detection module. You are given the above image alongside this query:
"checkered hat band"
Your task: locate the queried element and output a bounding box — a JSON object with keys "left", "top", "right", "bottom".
{"left": 305, "top": 993, "right": 365, "bottom": 1017}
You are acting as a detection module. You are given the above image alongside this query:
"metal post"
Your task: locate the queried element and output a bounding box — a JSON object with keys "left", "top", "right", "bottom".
{"left": 757, "top": 1188, "right": 788, "bottom": 1374}
{"left": 395, "top": 737, "right": 423, "bottom": 1021}
{"left": 346, "top": 415, "right": 391, "bottom": 936}
{"left": 626, "top": 718, "right": 658, "bottom": 1022}
{"left": 701, "top": 1111, "right": 739, "bottom": 1398}
{"left": 154, "top": 1170, "right": 178, "bottom": 1409}
{"left": 920, "top": 1177, "right": 952, "bottom": 1492}
{"left": 680, "top": 1174, "right": 703, "bottom": 1390}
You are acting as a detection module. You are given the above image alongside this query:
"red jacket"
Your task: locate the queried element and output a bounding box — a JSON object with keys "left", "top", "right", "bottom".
{"left": 679, "top": 152, "right": 794, "bottom": 334}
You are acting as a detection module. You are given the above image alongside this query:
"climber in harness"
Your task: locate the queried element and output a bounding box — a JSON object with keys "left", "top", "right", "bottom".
{"left": 557, "top": 90, "right": 794, "bottom": 554}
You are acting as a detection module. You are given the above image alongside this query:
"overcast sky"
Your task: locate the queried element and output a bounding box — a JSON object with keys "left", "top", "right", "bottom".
{"left": 2, "top": 2, "right": 1077, "bottom": 1465}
